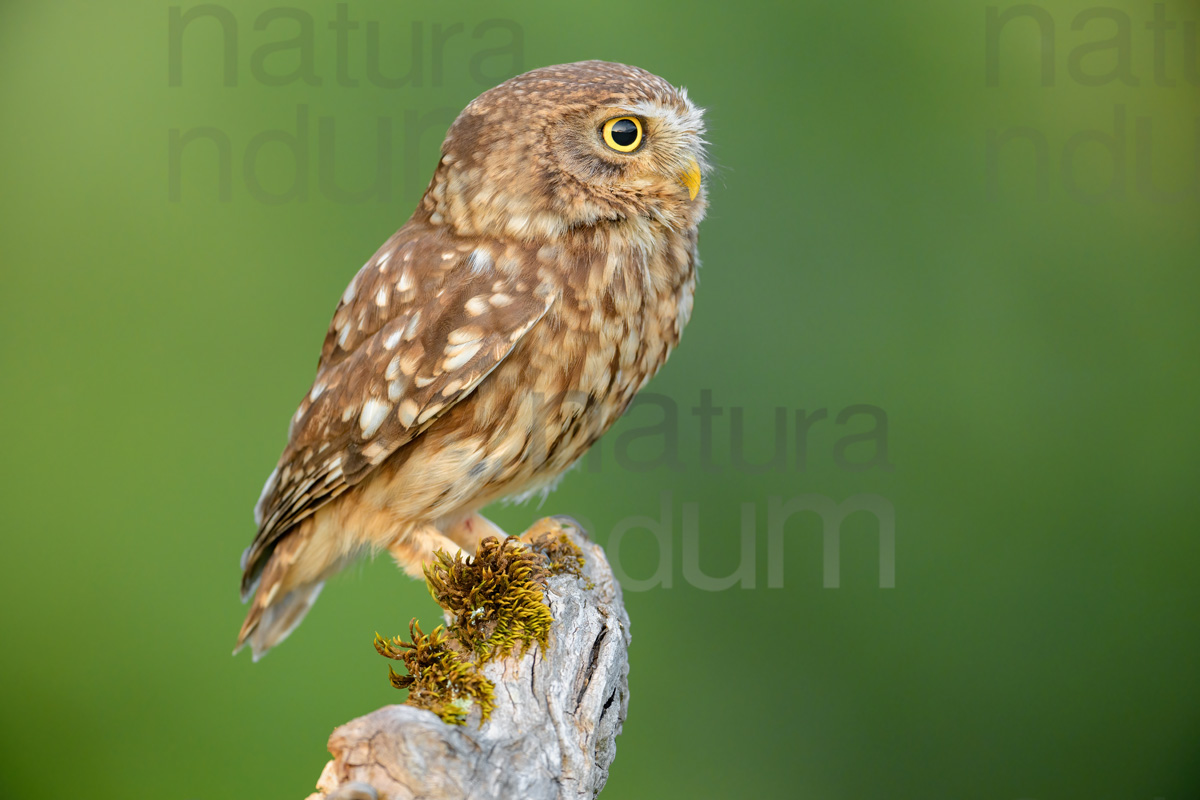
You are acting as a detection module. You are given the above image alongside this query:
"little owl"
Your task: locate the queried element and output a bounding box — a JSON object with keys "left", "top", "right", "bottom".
{"left": 236, "top": 61, "right": 708, "bottom": 659}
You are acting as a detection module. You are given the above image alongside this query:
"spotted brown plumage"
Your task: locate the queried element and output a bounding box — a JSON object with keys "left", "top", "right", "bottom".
{"left": 236, "top": 61, "right": 709, "bottom": 659}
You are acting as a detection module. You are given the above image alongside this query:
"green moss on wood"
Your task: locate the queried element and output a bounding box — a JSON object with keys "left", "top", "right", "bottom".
{"left": 376, "top": 528, "right": 587, "bottom": 726}
{"left": 374, "top": 619, "right": 495, "bottom": 725}
{"left": 425, "top": 536, "right": 554, "bottom": 661}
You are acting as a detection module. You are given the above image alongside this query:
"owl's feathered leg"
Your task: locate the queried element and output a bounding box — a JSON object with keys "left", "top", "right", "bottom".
{"left": 388, "top": 523, "right": 467, "bottom": 577}
{"left": 441, "top": 512, "right": 510, "bottom": 553}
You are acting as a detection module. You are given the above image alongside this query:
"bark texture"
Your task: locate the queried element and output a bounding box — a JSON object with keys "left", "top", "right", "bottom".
{"left": 305, "top": 521, "right": 631, "bottom": 800}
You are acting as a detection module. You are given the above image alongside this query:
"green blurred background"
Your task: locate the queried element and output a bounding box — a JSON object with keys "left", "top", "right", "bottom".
{"left": 2, "top": 0, "right": 1198, "bottom": 797}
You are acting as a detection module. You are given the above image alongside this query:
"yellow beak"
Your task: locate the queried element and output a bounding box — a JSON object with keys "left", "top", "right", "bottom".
{"left": 680, "top": 158, "right": 702, "bottom": 201}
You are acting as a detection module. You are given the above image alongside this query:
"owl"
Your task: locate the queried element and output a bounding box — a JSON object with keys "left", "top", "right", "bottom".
{"left": 236, "top": 61, "right": 708, "bottom": 659}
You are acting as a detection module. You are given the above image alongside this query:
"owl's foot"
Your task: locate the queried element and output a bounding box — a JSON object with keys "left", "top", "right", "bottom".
{"left": 519, "top": 515, "right": 588, "bottom": 544}
{"left": 424, "top": 514, "right": 586, "bottom": 572}
{"left": 520, "top": 516, "right": 588, "bottom": 579}
{"left": 388, "top": 525, "right": 466, "bottom": 578}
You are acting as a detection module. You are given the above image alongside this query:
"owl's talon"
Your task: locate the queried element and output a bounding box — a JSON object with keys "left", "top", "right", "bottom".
{"left": 551, "top": 514, "right": 589, "bottom": 541}
{"left": 518, "top": 516, "right": 566, "bottom": 544}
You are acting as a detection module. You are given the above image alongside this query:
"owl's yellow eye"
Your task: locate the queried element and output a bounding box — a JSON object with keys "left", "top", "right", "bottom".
{"left": 602, "top": 117, "right": 643, "bottom": 152}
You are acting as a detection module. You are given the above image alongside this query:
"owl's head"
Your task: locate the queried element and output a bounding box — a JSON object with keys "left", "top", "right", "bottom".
{"left": 422, "top": 61, "right": 708, "bottom": 241}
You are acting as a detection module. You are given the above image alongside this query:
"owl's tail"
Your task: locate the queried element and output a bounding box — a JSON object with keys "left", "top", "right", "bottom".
{"left": 235, "top": 579, "right": 326, "bottom": 661}
{"left": 234, "top": 523, "right": 341, "bottom": 661}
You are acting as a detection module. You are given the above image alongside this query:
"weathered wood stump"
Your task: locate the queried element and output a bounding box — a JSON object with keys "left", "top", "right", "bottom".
{"left": 305, "top": 518, "right": 631, "bottom": 800}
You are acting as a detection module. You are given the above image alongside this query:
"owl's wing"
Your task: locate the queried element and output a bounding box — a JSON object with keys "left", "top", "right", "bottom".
{"left": 241, "top": 230, "right": 554, "bottom": 595}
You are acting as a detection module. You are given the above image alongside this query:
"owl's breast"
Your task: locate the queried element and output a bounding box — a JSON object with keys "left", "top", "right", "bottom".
{"left": 373, "top": 224, "right": 698, "bottom": 515}
{"left": 513, "top": 224, "right": 698, "bottom": 475}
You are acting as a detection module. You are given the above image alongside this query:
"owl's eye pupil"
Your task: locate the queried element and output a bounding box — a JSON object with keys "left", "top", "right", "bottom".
{"left": 609, "top": 119, "right": 638, "bottom": 147}
{"left": 602, "top": 116, "right": 643, "bottom": 152}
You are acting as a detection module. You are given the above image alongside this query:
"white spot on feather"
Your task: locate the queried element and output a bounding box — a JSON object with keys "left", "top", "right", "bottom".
{"left": 467, "top": 249, "right": 493, "bottom": 274}
{"left": 443, "top": 341, "right": 481, "bottom": 371}
{"left": 359, "top": 399, "right": 390, "bottom": 437}
{"left": 403, "top": 311, "right": 422, "bottom": 341}
{"left": 448, "top": 326, "right": 482, "bottom": 345}
{"left": 398, "top": 399, "right": 419, "bottom": 427}
{"left": 465, "top": 296, "right": 489, "bottom": 316}
{"left": 342, "top": 275, "right": 359, "bottom": 304}
{"left": 253, "top": 466, "right": 279, "bottom": 527}
{"left": 506, "top": 214, "right": 530, "bottom": 236}
{"left": 417, "top": 403, "right": 443, "bottom": 424}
